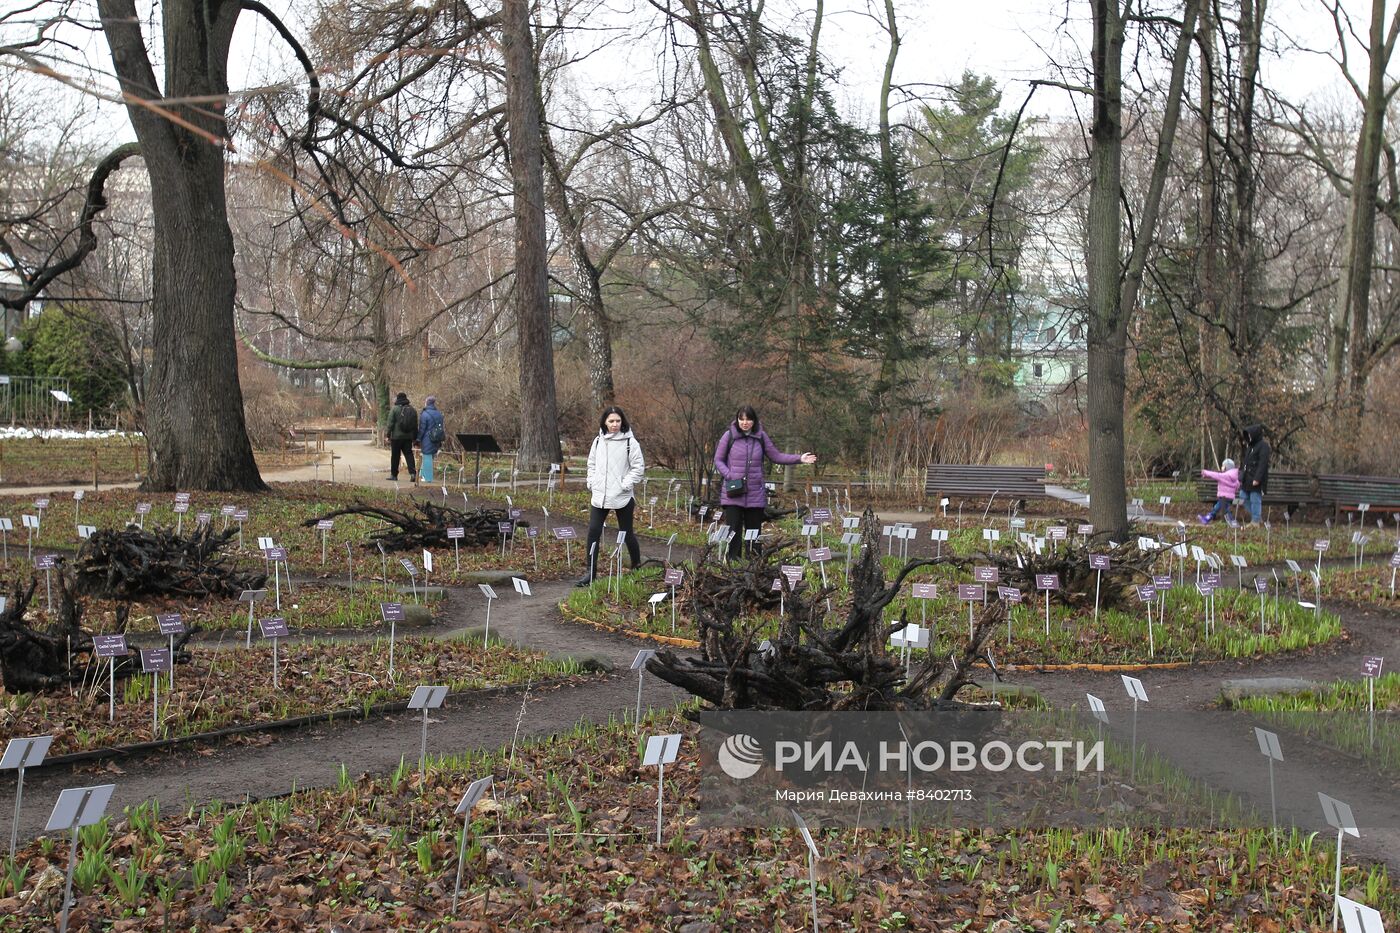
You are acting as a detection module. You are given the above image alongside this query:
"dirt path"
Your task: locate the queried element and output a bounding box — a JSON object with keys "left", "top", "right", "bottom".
{"left": 0, "top": 580, "right": 689, "bottom": 843}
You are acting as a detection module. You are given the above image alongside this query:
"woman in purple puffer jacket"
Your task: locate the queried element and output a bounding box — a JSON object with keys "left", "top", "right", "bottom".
{"left": 714, "top": 406, "right": 816, "bottom": 559}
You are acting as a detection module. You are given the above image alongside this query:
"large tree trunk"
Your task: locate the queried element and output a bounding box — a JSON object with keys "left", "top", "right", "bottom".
{"left": 504, "top": 0, "right": 562, "bottom": 469}
{"left": 99, "top": 0, "right": 265, "bottom": 491}
{"left": 1085, "top": 0, "right": 1129, "bottom": 541}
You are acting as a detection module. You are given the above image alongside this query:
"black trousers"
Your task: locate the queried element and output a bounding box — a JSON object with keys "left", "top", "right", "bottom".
{"left": 723, "top": 505, "right": 766, "bottom": 560}
{"left": 585, "top": 500, "right": 642, "bottom": 578}
{"left": 389, "top": 440, "right": 416, "bottom": 479}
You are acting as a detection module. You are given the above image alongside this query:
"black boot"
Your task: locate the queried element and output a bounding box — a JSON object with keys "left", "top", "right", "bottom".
{"left": 574, "top": 574, "right": 594, "bottom": 588}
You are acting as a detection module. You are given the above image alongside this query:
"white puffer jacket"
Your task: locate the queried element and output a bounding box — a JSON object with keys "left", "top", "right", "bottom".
{"left": 587, "top": 430, "right": 645, "bottom": 510}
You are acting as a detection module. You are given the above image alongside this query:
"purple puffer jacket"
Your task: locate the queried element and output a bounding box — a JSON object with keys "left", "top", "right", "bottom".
{"left": 714, "top": 422, "right": 802, "bottom": 508}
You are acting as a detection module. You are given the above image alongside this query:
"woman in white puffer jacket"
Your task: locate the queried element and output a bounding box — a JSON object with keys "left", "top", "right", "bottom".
{"left": 578, "top": 406, "right": 645, "bottom": 586}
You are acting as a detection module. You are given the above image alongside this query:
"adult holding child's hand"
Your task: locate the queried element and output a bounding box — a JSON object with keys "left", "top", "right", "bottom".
{"left": 714, "top": 406, "right": 816, "bottom": 560}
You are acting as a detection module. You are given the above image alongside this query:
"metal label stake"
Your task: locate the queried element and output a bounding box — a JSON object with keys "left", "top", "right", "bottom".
{"left": 408, "top": 685, "right": 449, "bottom": 785}
{"left": 2, "top": 735, "right": 53, "bottom": 859}
{"left": 47, "top": 784, "right": 115, "bottom": 933}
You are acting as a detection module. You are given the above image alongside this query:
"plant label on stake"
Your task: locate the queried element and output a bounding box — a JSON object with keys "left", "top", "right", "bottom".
{"left": 93, "top": 634, "right": 128, "bottom": 722}
{"left": 1085, "top": 693, "right": 1108, "bottom": 788}
{"left": 1253, "top": 727, "right": 1283, "bottom": 832}
{"left": 553, "top": 525, "right": 576, "bottom": 567}
{"left": 451, "top": 775, "right": 494, "bottom": 914}
{"left": 2, "top": 734, "right": 53, "bottom": 859}
{"left": 379, "top": 602, "right": 405, "bottom": 681}
{"left": 664, "top": 568, "right": 684, "bottom": 632}
{"left": 46, "top": 783, "right": 116, "bottom": 933}
{"left": 400, "top": 557, "right": 420, "bottom": 602}
{"left": 512, "top": 576, "right": 532, "bottom": 602}
{"left": 929, "top": 528, "right": 949, "bottom": 559}
{"left": 630, "top": 649, "right": 658, "bottom": 725}
{"left": 997, "top": 585, "right": 1021, "bottom": 645}
{"left": 1035, "top": 574, "right": 1060, "bottom": 636}
{"left": 20, "top": 514, "right": 37, "bottom": 560}
{"left": 477, "top": 585, "right": 497, "bottom": 643}
{"left": 446, "top": 526, "right": 464, "bottom": 571}
{"left": 259, "top": 617, "right": 289, "bottom": 688}
{"left": 1319, "top": 792, "right": 1361, "bottom": 931}
{"left": 237, "top": 588, "right": 267, "bottom": 648}
{"left": 155, "top": 613, "right": 184, "bottom": 689}
{"left": 407, "top": 685, "right": 449, "bottom": 785}
{"left": 642, "top": 733, "right": 683, "bottom": 844}
{"left": 808, "top": 547, "right": 832, "bottom": 589}
{"left": 1089, "top": 554, "right": 1110, "bottom": 620}
{"left": 958, "top": 583, "right": 985, "bottom": 640}
{"left": 1336, "top": 895, "right": 1386, "bottom": 933}
{"left": 0, "top": 517, "right": 11, "bottom": 565}
{"left": 1121, "top": 675, "right": 1148, "bottom": 782}
{"left": 1135, "top": 584, "right": 1157, "bottom": 656}
{"left": 910, "top": 582, "right": 937, "bottom": 633}
{"left": 316, "top": 519, "right": 333, "bottom": 565}
{"left": 787, "top": 808, "right": 823, "bottom": 933}
{"left": 1362, "top": 656, "right": 1384, "bottom": 748}
{"left": 1253, "top": 576, "right": 1270, "bottom": 635}
{"left": 139, "top": 648, "right": 171, "bottom": 735}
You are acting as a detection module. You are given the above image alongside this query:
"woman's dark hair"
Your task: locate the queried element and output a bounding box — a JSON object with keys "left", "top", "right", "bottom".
{"left": 598, "top": 405, "right": 630, "bottom": 432}
{"left": 734, "top": 405, "right": 758, "bottom": 426}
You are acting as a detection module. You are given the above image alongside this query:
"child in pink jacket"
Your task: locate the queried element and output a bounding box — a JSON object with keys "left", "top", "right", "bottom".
{"left": 1198, "top": 459, "right": 1241, "bottom": 523}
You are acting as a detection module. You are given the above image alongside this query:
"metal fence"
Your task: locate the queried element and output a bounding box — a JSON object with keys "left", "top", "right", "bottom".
{"left": 0, "top": 374, "right": 78, "bottom": 426}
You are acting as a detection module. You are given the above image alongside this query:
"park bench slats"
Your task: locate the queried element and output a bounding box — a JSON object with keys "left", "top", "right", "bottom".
{"left": 1193, "top": 471, "right": 1319, "bottom": 509}
{"left": 1316, "top": 474, "right": 1400, "bottom": 512}
{"left": 925, "top": 465, "right": 1048, "bottom": 500}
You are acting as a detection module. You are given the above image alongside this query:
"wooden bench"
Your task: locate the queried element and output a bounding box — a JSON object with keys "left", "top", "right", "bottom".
{"left": 1193, "top": 471, "right": 1319, "bottom": 517}
{"left": 1315, "top": 474, "right": 1400, "bottom": 516}
{"left": 925, "top": 465, "right": 1048, "bottom": 504}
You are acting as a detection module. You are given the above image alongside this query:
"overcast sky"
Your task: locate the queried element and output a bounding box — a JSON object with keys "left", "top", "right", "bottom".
{"left": 13, "top": 0, "right": 1385, "bottom": 143}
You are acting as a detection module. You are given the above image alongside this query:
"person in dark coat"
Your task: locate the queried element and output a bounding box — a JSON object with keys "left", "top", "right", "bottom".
{"left": 713, "top": 406, "right": 815, "bottom": 559}
{"left": 417, "top": 396, "right": 446, "bottom": 483}
{"left": 1238, "top": 423, "right": 1271, "bottom": 523}
{"left": 387, "top": 392, "right": 418, "bottom": 483}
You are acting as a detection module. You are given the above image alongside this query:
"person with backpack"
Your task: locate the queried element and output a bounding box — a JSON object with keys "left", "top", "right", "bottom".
{"left": 1239, "top": 423, "right": 1271, "bottom": 523}
{"left": 387, "top": 392, "right": 418, "bottom": 483}
{"left": 578, "top": 406, "right": 645, "bottom": 587}
{"left": 714, "top": 406, "right": 816, "bottom": 560}
{"left": 418, "top": 396, "right": 446, "bottom": 482}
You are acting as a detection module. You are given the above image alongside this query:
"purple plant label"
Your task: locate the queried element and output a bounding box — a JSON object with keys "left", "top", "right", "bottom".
{"left": 33, "top": 554, "right": 56, "bottom": 570}
{"left": 811, "top": 508, "right": 832, "bottom": 522}
{"left": 173, "top": 502, "right": 190, "bottom": 514}
{"left": 553, "top": 526, "right": 576, "bottom": 540}
{"left": 509, "top": 508, "right": 523, "bottom": 520}
{"left": 1035, "top": 574, "right": 1060, "bottom": 591}
{"left": 317, "top": 520, "right": 334, "bottom": 531}
{"left": 910, "top": 583, "right": 938, "bottom": 599}
{"left": 1314, "top": 539, "right": 1330, "bottom": 551}
{"left": 140, "top": 648, "right": 172, "bottom": 673}
{"left": 1048, "top": 526, "right": 1068, "bottom": 540}
{"left": 221, "top": 505, "right": 237, "bottom": 516}
{"left": 93, "top": 635, "right": 128, "bottom": 657}
{"left": 446, "top": 527, "right": 465, "bottom": 539}
{"left": 175, "top": 493, "right": 191, "bottom": 503}
{"left": 528, "top": 526, "right": 539, "bottom": 538}
{"left": 1089, "top": 554, "right": 1111, "bottom": 570}
{"left": 664, "top": 569, "right": 684, "bottom": 587}
{"left": 498, "top": 522, "right": 513, "bottom": 535}
{"left": 196, "top": 512, "right": 212, "bottom": 525}
{"left": 1078, "top": 524, "right": 1094, "bottom": 535}
{"left": 156, "top": 613, "right": 185, "bottom": 635}
{"left": 266, "top": 547, "right": 288, "bottom": 561}
{"left": 135, "top": 502, "right": 151, "bottom": 514}
{"left": 380, "top": 602, "right": 405, "bottom": 622}
{"left": 957, "top": 583, "right": 985, "bottom": 601}
{"left": 399, "top": 559, "right": 418, "bottom": 575}
{"left": 974, "top": 566, "right": 999, "bottom": 583}
{"left": 233, "top": 509, "right": 249, "bottom": 521}
{"left": 997, "top": 585, "right": 1022, "bottom": 604}
{"left": 808, "top": 547, "right": 832, "bottom": 562}
{"left": 259, "top": 617, "right": 289, "bottom": 638}
{"left": 1197, "top": 583, "right": 1215, "bottom": 597}
{"left": 1153, "top": 574, "right": 1173, "bottom": 589}
{"left": 1136, "top": 585, "right": 1156, "bottom": 602}
{"left": 1204, "top": 572, "right": 1222, "bottom": 587}
{"left": 1253, "top": 577, "right": 1269, "bottom": 594}
{"left": 781, "top": 564, "right": 804, "bottom": 581}
{"left": 1390, "top": 551, "right": 1400, "bottom": 568}
{"left": 1361, "top": 656, "right": 1384, "bottom": 678}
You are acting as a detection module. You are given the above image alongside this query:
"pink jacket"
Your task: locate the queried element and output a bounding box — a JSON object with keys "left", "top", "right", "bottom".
{"left": 1202, "top": 467, "right": 1241, "bottom": 500}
